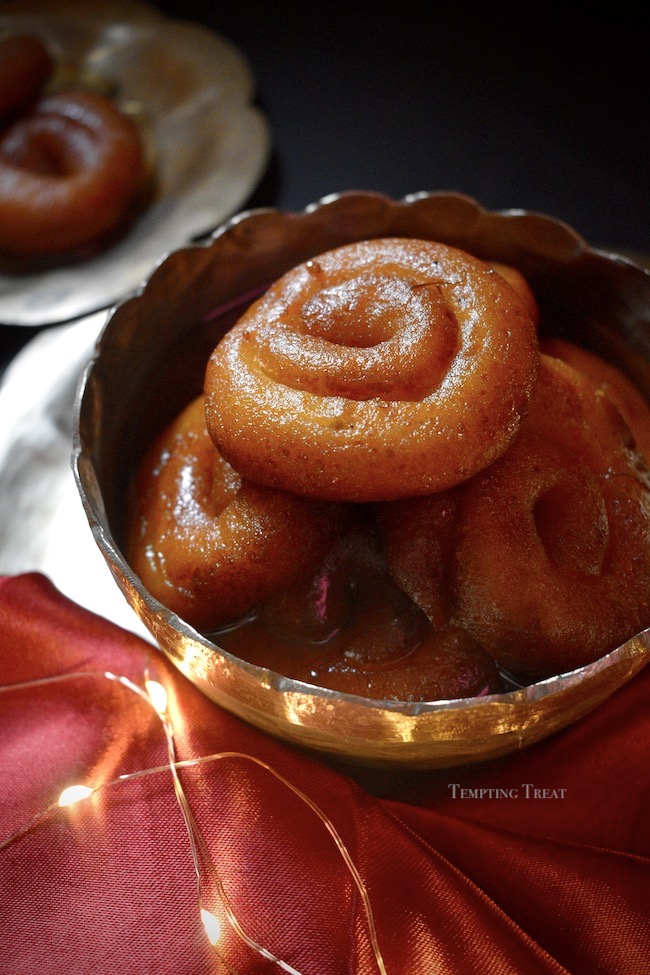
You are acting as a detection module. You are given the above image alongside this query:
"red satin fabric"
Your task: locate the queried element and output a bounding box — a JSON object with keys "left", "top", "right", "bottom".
{"left": 0, "top": 572, "right": 648, "bottom": 974}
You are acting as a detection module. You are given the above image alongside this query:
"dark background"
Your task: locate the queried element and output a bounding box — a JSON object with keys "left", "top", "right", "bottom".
{"left": 1, "top": 0, "right": 648, "bottom": 368}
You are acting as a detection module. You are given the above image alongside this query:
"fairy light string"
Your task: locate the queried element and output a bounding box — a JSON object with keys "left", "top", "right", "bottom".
{"left": 141, "top": 667, "right": 300, "bottom": 974}
{"left": 0, "top": 666, "right": 388, "bottom": 975}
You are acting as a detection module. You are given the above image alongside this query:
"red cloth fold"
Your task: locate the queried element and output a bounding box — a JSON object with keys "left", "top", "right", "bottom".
{"left": 0, "top": 572, "right": 648, "bottom": 974}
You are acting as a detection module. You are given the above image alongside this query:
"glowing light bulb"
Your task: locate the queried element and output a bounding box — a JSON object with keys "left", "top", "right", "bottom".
{"left": 145, "top": 679, "right": 168, "bottom": 715}
{"left": 201, "top": 908, "right": 222, "bottom": 946}
{"left": 58, "top": 784, "right": 93, "bottom": 807}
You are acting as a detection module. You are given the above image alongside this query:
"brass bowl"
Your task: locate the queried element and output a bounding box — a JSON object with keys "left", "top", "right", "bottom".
{"left": 72, "top": 190, "right": 650, "bottom": 768}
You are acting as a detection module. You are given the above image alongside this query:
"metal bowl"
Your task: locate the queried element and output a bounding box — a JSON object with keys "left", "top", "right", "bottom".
{"left": 72, "top": 190, "right": 650, "bottom": 768}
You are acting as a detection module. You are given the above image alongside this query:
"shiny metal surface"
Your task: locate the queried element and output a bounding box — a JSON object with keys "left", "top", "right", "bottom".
{"left": 0, "top": 311, "right": 154, "bottom": 639}
{"left": 0, "top": 0, "right": 270, "bottom": 326}
{"left": 72, "top": 190, "right": 650, "bottom": 767}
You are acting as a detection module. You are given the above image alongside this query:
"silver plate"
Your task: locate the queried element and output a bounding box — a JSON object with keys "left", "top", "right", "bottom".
{"left": 0, "top": 311, "right": 153, "bottom": 639}
{"left": 0, "top": 0, "right": 270, "bottom": 326}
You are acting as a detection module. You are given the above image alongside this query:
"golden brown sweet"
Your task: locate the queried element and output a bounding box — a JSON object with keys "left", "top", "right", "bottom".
{"left": 0, "top": 88, "right": 147, "bottom": 259}
{"left": 541, "top": 336, "right": 650, "bottom": 462}
{"left": 490, "top": 261, "right": 540, "bottom": 327}
{"left": 451, "top": 354, "right": 650, "bottom": 678}
{"left": 376, "top": 490, "right": 459, "bottom": 628}
{"left": 127, "top": 238, "right": 650, "bottom": 700}
{"left": 216, "top": 512, "right": 501, "bottom": 702}
{"left": 126, "top": 395, "right": 348, "bottom": 632}
{"left": 0, "top": 33, "right": 53, "bottom": 118}
{"left": 204, "top": 238, "right": 539, "bottom": 501}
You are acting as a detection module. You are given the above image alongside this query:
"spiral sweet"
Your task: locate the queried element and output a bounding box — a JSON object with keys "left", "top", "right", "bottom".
{"left": 216, "top": 512, "right": 501, "bottom": 702}
{"left": 204, "top": 237, "right": 539, "bottom": 501}
{"left": 0, "top": 88, "right": 147, "bottom": 259}
{"left": 541, "top": 336, "right": 650, "bottom": 462}
{"left": 0, "top": 33, "right": 53, "bottom": 118}
{"left": 451, "top": 354, "right": 650, "bottom": 677}
{"left": 490, "top": 261, "right": 540, "bottom": 327}
{"left": 376, "top": 490, "right": 459, "bottom": 628}
{"left": 126, "top": 396, "right": 348, "bottom": 633}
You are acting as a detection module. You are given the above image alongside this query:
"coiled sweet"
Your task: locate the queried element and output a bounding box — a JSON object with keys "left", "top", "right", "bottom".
{"left": 0, "top": 33, "right": 53, "bottom": 118}
{"left": 216, "top": 513, "right": 501, "bottom": 702}
{"left": 541, "top": 336, "right": 650, "bottom": 462}
{"left": 490, "top": 261, "right": 540, "bottom": 327}
{"left": 0, "top": 88, "right": 147, "bottom": 259}
{"left": 376, "top": 490, "right": 459, "bottom": 628}
{"left": 127, "top": 236, "right": 650, "bottom": 697}
{"left": 204, "top": 238, "right": 539, "bottom": 501}
{"left": 451, "top": 354, "right": 650, "bottom": 677}
{"left": 0, "top": 32, "right": 149, "bottom": 263}
{"left": 126, "top": 395, "right": 348, "bottom": 633}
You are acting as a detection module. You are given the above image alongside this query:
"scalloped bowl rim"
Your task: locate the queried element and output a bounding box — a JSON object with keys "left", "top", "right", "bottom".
{"left": 72, "top": 189, "right": 650, "bottom": 765}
